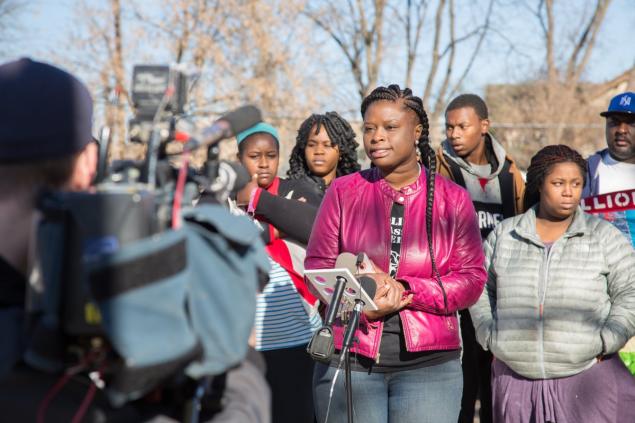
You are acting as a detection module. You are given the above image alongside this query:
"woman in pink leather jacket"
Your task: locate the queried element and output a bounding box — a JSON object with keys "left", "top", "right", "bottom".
{"left": 306, "top": 85, "right": 487, "bottom": 423}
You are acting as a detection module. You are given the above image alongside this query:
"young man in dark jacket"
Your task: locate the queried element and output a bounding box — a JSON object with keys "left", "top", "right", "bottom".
{"left": 437, "top": 93, "right": 525, "bottom": 423}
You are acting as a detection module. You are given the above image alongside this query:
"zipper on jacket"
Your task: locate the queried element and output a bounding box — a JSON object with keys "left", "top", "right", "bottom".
{"left": 539, "top": 244, "right": 557, "bottom": 313}
{"left": 373, "top": 319, "right": 384, "bottom": 363}
{"left": 372, "top": 196, "right": 393, "bottom": 364}
{"left": 538, "top": 242, "right": 556, "bottom": 379}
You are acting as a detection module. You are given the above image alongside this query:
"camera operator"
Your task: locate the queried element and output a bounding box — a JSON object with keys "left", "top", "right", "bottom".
{"left": 0, "top": 57, "right": 158, "bottom": 422}
{"left": 0, "top": 58, "right": 97, "bottom": 380}
{"left": 0, "top": 58, "right": 271, "bottom": 422}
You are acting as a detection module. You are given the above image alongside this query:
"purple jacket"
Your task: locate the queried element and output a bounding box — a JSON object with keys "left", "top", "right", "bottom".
{"left": 305, "top": 167, "right": 486, "bottom": 360}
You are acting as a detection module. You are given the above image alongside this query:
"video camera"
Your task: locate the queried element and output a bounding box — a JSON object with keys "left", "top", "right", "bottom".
{"left": 24, "top": 64, "right": 269, "bottom": 411}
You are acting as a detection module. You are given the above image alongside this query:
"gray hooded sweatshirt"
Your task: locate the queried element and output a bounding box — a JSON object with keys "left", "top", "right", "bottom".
{"left": 441, "top": 134, "right": 511, "bottom": 238}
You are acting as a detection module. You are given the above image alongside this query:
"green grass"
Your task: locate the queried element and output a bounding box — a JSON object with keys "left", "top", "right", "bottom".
{"left": 619, "top": 352, "right": 635, "bottom": 376}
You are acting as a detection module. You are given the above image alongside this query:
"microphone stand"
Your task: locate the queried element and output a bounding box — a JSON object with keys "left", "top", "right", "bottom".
{"left": 339, "top": 300, "right": 363, "bottom": 423}
{"left": 308, "top": 254, "right": 365, "bottom": 422}
{"left": 340, "top": 254, "right": 365, "bottom": 423}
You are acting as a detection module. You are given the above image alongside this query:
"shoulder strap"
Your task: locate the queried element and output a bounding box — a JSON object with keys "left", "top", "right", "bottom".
{"left": 498, "top": 159, "right": 516, "bottom": 218}
{"left": 445, "top": 157, "right": 467, "bottom": 188}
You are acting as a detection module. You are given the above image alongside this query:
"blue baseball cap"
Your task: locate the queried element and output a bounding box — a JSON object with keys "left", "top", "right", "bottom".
{"left": 236, "top": 122, "right": 279, "bottom": 145}
{"left": 600, "top": 91, "right": 635, "bottom": 117}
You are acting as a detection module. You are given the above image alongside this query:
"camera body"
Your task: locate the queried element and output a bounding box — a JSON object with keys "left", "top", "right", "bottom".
{"left": 24, "top": 64, "right": 266, "bottom": 407}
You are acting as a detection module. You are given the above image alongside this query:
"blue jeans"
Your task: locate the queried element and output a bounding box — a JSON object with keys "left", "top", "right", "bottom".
{"left": 313, "top": 358, "right": 462, "bottom": 423}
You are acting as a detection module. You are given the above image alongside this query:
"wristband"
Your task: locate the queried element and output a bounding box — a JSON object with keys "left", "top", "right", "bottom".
{"left": 247, "top": 187, "right": 261, "bottom": 215}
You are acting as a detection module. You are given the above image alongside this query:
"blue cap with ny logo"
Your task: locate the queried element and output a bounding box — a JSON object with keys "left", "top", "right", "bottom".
{"left": 600, "top": 91, "right": 635, "bottom": 117}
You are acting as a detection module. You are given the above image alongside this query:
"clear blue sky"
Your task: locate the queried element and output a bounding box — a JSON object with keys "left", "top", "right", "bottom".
{"left": 8, "top": 0, "right": 635, "bottom": 97}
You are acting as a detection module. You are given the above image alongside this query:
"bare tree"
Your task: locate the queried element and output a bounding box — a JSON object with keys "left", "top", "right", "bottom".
{"left": 543, "top": 0, "right": 612, "bottom": 143}
{"left": 306, "top": 0, "right": 387, "bottom": 99}
{"left": 489, "top": 0, "right": 614, "bottom": 167}
{"left": 400, "top": 0, "right": 429, "bottom": 89}
{"left": 50, "top": 0, "right": 135, "bottom": 159}
{"left": 422, "top": 0, "right": 495, "bottom": 125}
{"left": 108, "top": 0, "right": 128, "bottom": 159}
{"left": 95, "top": 0, "right": 327, "bottom": 164}
{"left": 308, "top": 0, "right": 495, "bottom": 125}
{"left": 52, "top": 0, "right": 330, "bottom": 166}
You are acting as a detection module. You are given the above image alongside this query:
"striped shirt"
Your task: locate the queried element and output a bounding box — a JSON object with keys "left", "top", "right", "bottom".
{"left": 254, "top": 258, "right": 322, "bottom": 351}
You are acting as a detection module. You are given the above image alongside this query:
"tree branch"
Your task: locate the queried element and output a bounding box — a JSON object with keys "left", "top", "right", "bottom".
{"left": 447, "top": 0, "right": 494, "bottom": 100}
{"left": 405, "top": 0, "right": 429, "bottom": 87}
{"left": 422, "top": 0, "right": 447, "bottom": 107}
{"left": 565, "top": 0, "right": 612, "bottom": 82}
{"left": 433, "top": 0, "right": 455, "bottom": 116}
{"left": 545, "top": 0, "right": 557, "bottom": 83}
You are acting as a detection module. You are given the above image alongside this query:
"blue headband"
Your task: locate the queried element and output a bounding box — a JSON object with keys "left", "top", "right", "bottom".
{"left": 236, "top": 122, "right": 279, "bottom": 145}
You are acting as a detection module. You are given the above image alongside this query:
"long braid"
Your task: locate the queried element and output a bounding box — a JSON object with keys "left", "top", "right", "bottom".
{"left": 361, "top": 84, "right": 448, "bottom": 313}
{"left": 524, "top": 145, "right": 587, "bottom": 212}
{"left": 287, "top": 112, "right": 360, "bottom": 180}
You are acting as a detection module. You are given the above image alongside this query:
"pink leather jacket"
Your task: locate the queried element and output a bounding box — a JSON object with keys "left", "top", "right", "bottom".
{"left": 305, "top": 167, "right": 486, "bottom": 361}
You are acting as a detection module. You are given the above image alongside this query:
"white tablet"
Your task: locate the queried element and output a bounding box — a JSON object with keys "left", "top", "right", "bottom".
{"left": 304, "top": 268, "right": 378, "bottom": 312}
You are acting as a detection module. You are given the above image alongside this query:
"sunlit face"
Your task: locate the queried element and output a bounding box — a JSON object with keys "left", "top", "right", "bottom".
{"left": 605, "top": 114, "right": 635, "bottom": 163}
{"left": 538, "top": 162, "right": 584, "bottom": 220}
{"left": 66, "top": 141, "right": 98, "bottom": 191}
{"left": 238, "top": 133, "right": 279, "bottom": 188}
{"left": 304, "top": 125, "right": 339, "bottom": 182}
{"left": 445, "top": 107, "right": 489, "bottom": 162}
{"left": 362, "top": 100, "right": 421, "bottom": 174}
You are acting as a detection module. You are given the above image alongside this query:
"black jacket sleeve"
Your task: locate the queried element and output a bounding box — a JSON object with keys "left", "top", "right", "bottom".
{"left": 255, "top": 190, "right": 318, "bottom": 245}
{"left": 254, "top": 177, "right": 324, "bottom": 245}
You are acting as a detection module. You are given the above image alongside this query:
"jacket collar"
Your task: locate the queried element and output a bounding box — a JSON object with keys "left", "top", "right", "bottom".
{"left": 375, "top": 165, "right": 427, "bottom": 204}
{"left": 513, "top": 205, "right": 589, "bottom": 246}
{"left": 440, "top": 133, "right": 508, "bottom": 179}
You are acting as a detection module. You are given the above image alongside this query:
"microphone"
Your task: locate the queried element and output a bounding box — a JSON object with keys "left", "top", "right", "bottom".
{"left": 184, "top": 105, "right": 262, "bottom": 152}
{"left": 323, "top": 276, "right": 348, "bottom": 328}
{"left": 357, "top": 276, "right": 377, "bottom": 300}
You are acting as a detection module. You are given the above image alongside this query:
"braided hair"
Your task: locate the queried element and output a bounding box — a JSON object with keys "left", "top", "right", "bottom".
{"left": 361, "top": 84, "right": 448, "bottom": 312}
{"left": 524, "top": 145, "right": 587, "bottom": 212}
{"left": 287, "top": 111, "right": 361, "bottom": 180}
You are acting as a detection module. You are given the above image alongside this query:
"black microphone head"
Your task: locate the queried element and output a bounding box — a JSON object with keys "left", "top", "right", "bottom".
{"left": 221, "top": 105, "right": 262, "bottom": 136}
{"left": 358, "top": 276, "right": 377, "bottom": 299}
